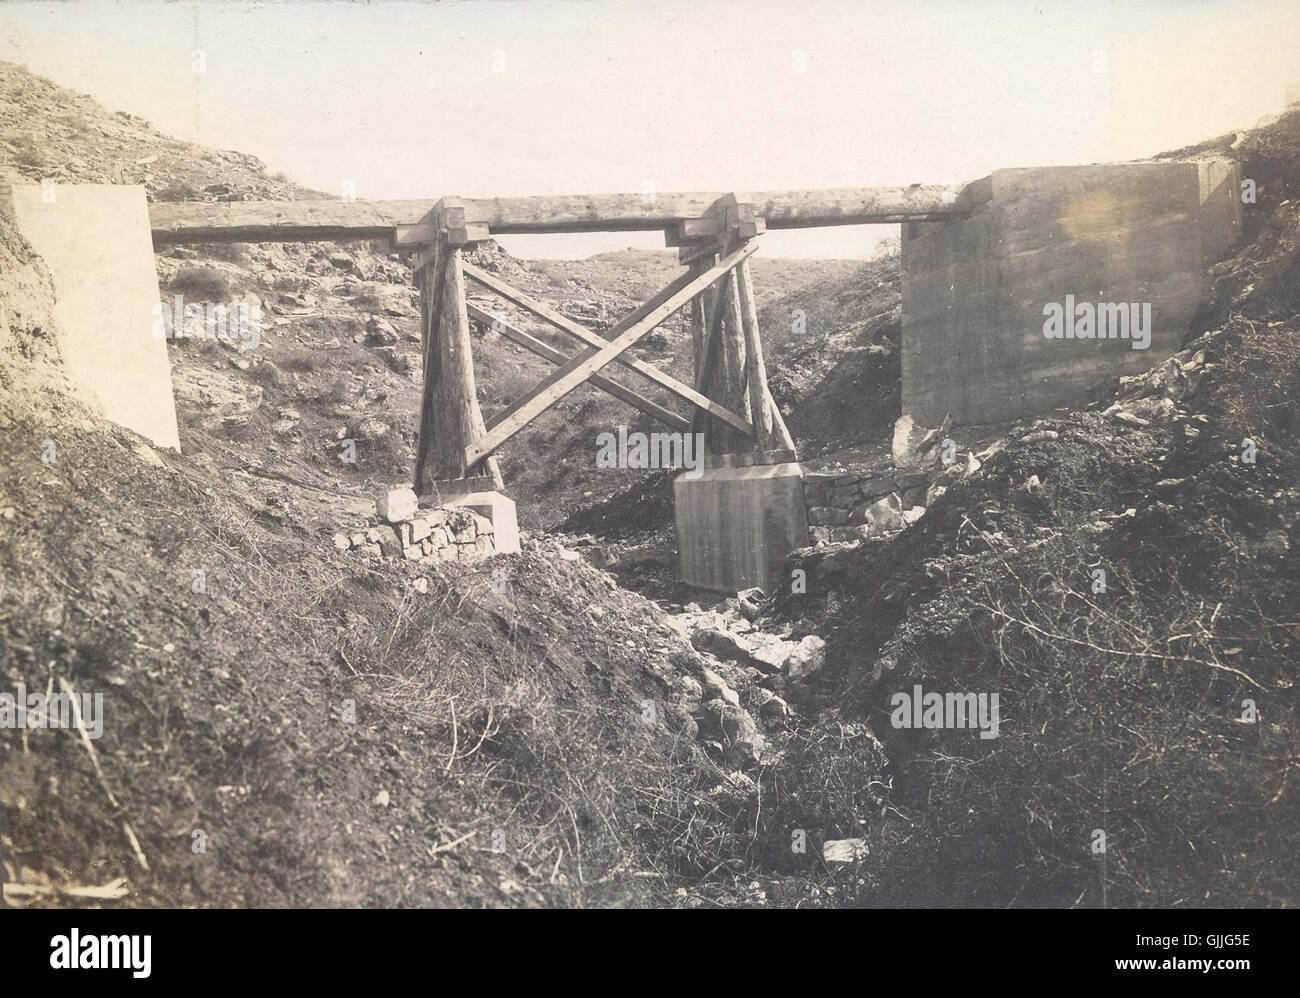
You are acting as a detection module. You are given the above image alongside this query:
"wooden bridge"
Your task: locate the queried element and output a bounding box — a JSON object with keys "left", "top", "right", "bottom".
{"left": 24, "top": 167, "right": 1235, "bottom": 590}
{"left": 149, "top": 186, "right": 963, "bottom": 507}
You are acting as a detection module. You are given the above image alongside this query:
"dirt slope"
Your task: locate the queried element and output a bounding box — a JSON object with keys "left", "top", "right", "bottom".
{"left": 757, "top": 106, "right": 1300, "bottom": 907}
{"left": 0, "top": 60, "right": 875, "bottom": 908}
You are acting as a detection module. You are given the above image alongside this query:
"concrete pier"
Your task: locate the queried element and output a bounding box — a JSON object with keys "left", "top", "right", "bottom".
{"left": 11, "top": 185, "right": 181, "bottom": 450}
{"left": 674, "top": 459, "right": 807, "bottom": 593}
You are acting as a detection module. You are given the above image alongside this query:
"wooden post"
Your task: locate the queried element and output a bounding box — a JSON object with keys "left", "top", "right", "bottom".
{"left": 413, "top": 202, "right": 502, "bottom": 493}
{"left": 715, "top": 260, "right": 750, "bottom": 455}
{"left": 688, "top": 263, "right": 727, "bottom": 446}
{"left": 689, "top": 260, "right": 749, "bottom": 457}
{"left": 682, "top": 195, "right": 795, "bottom": 460}
{"left": 687, "top": 196, "right": 757, "bottom": 456}
{"left": 735, "top": 255, "right": 795, "bottom": 453}
{"left": 687, "top": 256, "right": 714, "bottom": 382}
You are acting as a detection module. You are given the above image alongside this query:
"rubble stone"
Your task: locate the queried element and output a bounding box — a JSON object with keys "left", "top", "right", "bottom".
{"left": 377, "top": 487, "right": 418, "bottom": 523}
{"left": 823, "top": 838, "right": 868, "bottom": 865}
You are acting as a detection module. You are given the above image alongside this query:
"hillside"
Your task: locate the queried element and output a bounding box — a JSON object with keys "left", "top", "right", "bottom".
{"left": 762, "top": 105, "right": 1300, "bottom": 906}
{"left": 0, "top": 60, "right": 875, "bottom": 907}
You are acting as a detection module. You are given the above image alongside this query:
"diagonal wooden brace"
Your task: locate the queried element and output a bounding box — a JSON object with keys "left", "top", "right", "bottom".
{"left": 464, "top": 240, "right": 760, "bottom": 467}
{"left": 461, "top": 261, "right": 751, "bottom": 434}
{"left": 465, "top": 302, "right": 690, "bottom": 431}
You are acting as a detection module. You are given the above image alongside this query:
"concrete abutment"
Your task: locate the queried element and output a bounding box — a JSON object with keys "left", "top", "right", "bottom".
{"left": 901, "top": 161, "right": 1241, "bottom": 427}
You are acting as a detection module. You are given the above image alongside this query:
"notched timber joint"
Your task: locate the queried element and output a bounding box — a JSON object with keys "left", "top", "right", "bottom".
{"left": 670, "top": 196, "right": 765, "bottom": 264}
{"left": 395, "top": 199, "right": 493, "bottom": 261}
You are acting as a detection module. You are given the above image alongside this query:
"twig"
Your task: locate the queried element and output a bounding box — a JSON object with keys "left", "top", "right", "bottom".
{"left": 445, "top": 698, "right": 459, "bottom": 773}
{"left": 979, "top": 606, "right": 1269, "bottom": 691}
{"left": 58, "top": 677, "right": 150, "bottom": 872}
{"left": 429, "top": 829, "right": 476, "bottom": 856}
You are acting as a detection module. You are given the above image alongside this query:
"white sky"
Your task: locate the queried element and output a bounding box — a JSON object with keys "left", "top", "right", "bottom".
{"left": 3, "top": 0, "right": 1299, "bottom": 258}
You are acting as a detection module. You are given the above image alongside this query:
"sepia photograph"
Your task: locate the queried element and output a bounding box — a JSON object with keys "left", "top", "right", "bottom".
{"left": 0, "top": 0, "right": 1295, "bottom": 966}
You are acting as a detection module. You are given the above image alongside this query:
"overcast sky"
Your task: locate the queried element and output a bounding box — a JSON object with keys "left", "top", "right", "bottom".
{"left": 3, "top": 0, "right": 1299, "bottom": 258}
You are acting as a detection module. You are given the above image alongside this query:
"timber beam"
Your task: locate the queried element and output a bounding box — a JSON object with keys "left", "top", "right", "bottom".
{"left": 147, "top": 185, "right": 968, "bottom": 244}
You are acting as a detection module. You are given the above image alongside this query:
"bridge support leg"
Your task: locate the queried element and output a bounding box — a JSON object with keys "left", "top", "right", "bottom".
{"left": 672, "top": 195, "right": 807, "bottom": 592}
{"left": 412, "top": 200, "right": 503, "bottom": 495}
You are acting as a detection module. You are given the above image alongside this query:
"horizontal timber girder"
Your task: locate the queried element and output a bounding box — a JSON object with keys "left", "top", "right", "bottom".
{"left": 147, "top": 185, "right": 967, "bottom": 244}
{"left": 464, "top": 239, "right": 760, "bottom": 468}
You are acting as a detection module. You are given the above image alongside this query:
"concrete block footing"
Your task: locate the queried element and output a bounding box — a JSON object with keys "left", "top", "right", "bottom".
{"left": 441, "top": 490, "right": 520, "bottom": 554}
{"left": 674, "top": 462, "right": 808, "bottom": 593}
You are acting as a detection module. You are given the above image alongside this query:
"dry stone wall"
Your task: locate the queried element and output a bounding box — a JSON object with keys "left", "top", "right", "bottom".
{"left": 800, "top": 467, "right": 933, "bottom": 544}
{"left": 334, "top": 504, "right": 497, "bottom": 564}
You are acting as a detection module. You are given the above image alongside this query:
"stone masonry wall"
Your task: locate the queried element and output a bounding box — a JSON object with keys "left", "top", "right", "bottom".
{"left": 334, "top": 505, "right": 497, "bottom": 564}
{"left": 801, "top": 467, "right": 934, "bottom": 544}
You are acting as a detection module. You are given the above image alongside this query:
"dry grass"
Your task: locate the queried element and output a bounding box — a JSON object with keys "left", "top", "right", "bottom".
{"left": 169, "top": 265, "right": 233, "bottom": 302}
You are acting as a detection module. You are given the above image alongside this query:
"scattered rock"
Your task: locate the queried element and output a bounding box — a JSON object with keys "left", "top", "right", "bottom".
{"left": 892, "top": 412, "right": 952, "bottom": 468}
{"left": 752, "top": 688, "right": 791, "bottom": 724}
{"left": 746, "top": 634, "right": 792, "bottom": 673}
{"left": 735, "top": 587, "right": 765, "bottom": 621}
{"left": 690, "top": 627, "right": 751, "bottom": 662}
{"left": 860, "top": 493, "right": 904, "bottom": 534}
{"left": 376, "top": 345, "right": 413, "bottom": 373}
{"left": 823, "top": 838, "right": 868, "bottom": 865}
{"left": 786, "top": 635, "right": 827, "bottom": 681}
{"left": 1107, "top": 408, "right": 1151, "bottom": 428}
{"left": 700, "top": 666, "right": 741, "bottom": 707}
{"left": 695, "top": 701, "right": 765, "bottom": 766}
{"left": 365, "top": 314, "right": 399, "bottom": 346}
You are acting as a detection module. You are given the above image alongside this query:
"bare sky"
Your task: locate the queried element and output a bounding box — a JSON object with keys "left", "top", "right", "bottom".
{"left": 3, "top": 0, "right": 1299, "bottom": 258}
